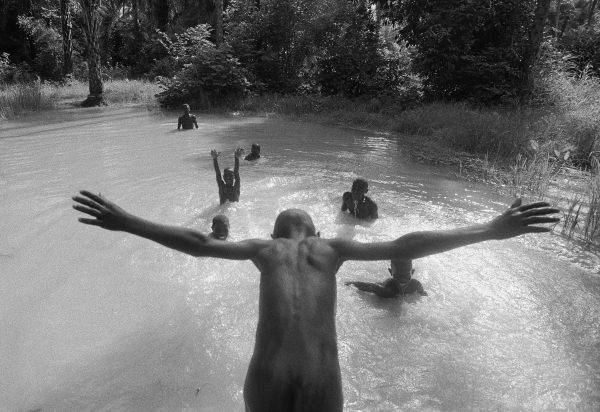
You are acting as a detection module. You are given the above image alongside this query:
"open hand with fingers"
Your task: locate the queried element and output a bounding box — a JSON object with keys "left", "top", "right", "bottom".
{"left": 488, "top": 198, "right": 560, "bottom": 239}
{"left": 234, "top": 147, "right": 245, "bottom": 158}
{"left": 72, "top": 190, "right": 131, "bottom": 231}
{"left": 211, "top": 149, "right": 220, "bottom": 159}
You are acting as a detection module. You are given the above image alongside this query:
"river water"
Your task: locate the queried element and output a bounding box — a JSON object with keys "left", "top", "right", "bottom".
{"left": 1, "top": 107, "right": 599, "bottom": 412}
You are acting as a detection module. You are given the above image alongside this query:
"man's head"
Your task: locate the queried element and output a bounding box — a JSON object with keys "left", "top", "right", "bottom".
{"left": 351, "top": 178, "right": 368, "bottom": 201}
{"left": 272, "top": 209, "right": 317, "bottom": 239}
{"left": 251, "top": 143, "right": 261, "bottom": 154}
{"left": 182, "top": 104, "right": 190, "bottom": 114}
{"left": 223, "top": 168, "right": 234, "bottom": 186}
{"left": 211, "top": 215, "right": 230, "bottom": 240}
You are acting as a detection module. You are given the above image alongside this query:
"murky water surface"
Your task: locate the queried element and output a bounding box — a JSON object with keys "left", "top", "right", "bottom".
{"left": 1, "top": 107, "right": 599, "bottom": 411}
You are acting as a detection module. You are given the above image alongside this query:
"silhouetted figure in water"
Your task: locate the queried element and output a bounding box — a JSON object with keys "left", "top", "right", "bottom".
{"left": 212, "top": 148, "right": 244, "bottom": 204}
{"left": 346, "top": 259, "right": 427, "bottom": 298}
{"left": 178, "top": 104, "right": 198, "bottom": 130}
{"left": 341, "top": 178, "right": 378, "bottom": 219}
{"left": 244, "top": 143, "right": 261, "bottom": 161}
{"left": 72, "top": 192, "right": 559, "bottom": 412}
{"left": 209, "top": 215, "right": 229, "bottom": 240}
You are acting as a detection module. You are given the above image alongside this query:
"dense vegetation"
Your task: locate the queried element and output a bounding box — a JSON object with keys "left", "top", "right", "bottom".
{"left": 1, "top": 0, "right": 599, "bottom": 242}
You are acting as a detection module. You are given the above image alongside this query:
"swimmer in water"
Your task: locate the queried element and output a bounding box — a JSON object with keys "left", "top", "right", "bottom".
{"left": 346, "top": 259, "right": 427, "bottom": 298}
{"left": 212, "top": 148, "right": 244, "bottom": 204}
{"left": 72, "top": 192, "right": 559, "bottom": 412}
{"left": 341, "top": 178, "right": 378, "bottom": 219}
{"left": 177, "top": 104, "right": 198, "bottom": 130}
{"left": 244, "top": 143, "right": 261, "bottom": 161}
{"left": 209, "top": 215, "right": 229, "bottom": 240}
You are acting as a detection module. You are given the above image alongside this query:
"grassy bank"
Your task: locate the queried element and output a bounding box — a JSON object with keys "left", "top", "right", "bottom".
{"left": 0, "top": 79, "right": 159, "bottom": 120}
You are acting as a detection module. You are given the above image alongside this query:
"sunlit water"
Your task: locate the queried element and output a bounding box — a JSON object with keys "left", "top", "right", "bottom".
{"left": 1, "top": 107, "right": 599, "bottom": 412}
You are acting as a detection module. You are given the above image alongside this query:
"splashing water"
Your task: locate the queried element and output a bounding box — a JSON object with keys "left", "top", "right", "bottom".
{"left": 1, "top": 107, "right": 599, "bottom": 411}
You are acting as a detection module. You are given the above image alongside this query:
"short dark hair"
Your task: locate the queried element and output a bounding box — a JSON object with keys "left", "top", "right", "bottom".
{"left": 182, "top": 104, "right": 190, "bottom": 110}
{"left": 212, "top": 214, "right": 229, "bottom": 226}
{"left": 273, "top": 209, "right": 316, "bottom": 238}
{"left": 351, "top": 178, "right": 368, "bottom": 193}
{"left": 251, "top": 143, "right": 260, "bottom": 152}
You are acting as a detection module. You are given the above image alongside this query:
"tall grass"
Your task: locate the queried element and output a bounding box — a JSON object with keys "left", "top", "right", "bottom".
{"left": 0, "top": 79, "right": 159, "bottom": 120}
{"left": 561, "top": 157, "right": 600, "bottom": 246}
{"left": 0, "top": 81, "right": 55, "bottom": 120}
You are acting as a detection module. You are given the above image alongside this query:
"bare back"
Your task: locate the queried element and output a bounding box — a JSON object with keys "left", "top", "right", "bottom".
{"left": 245, "top": 237, "right": 343, "bottom": 412}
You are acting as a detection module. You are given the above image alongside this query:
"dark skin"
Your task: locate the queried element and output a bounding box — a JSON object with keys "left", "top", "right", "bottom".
{"left": 212, "top": 148, "right": 243, "bottom": 204}
{"left": 178, "top": 107, "right": 198, "bottom": 130}
{"left": 341, "top": 188, "right": 378, "bottom": 219}
{"left": 346, "top": 260, "right": 427, "bottom": 298}
{"left": 72, "top": 193, "right": 559, "bottom": 412}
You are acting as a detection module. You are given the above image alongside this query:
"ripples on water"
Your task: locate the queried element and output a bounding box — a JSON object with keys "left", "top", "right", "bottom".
{"left": 1, "top": 108, "right": 598, "bottom": 411}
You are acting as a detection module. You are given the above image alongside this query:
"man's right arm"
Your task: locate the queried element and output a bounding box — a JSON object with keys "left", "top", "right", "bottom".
{"left": 177, "top": 116, "right": 182, "bottom": 130}
{"left": 72, "top": 190, "right": 267, "bottom": 259}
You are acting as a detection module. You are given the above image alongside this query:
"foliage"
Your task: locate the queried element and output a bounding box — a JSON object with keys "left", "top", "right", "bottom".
{"left": 559, "top": 23, "right": 600, "bottom": 76}
{"left": 155, "top": 25, "right": 248, "bottom": 108}
{"left": 225, "top": 0, "right": 320, "bottom": 93}
{"left": 17, "top": 14, "right": 64, "bottom": 80}
{"left": 391, "top": 0, "right": 536, "bottom": 103}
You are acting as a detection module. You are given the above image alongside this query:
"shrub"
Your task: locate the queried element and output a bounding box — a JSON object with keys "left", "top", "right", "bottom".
{"left": 17, "top": 15, "right": 64, "bottom": 80}
{"left": 155, "top": 26, "right": 249, "bottom": 108}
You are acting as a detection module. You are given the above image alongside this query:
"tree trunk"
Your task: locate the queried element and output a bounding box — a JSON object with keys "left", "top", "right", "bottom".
{"left": 152, "top": 0, "right": 169, "bottom": 31}
{"left": 212, "top": 0, "right": 223, "bottom": 47}
{"left": 519, "top": 0, "right": 552, "bottom": 103}
{"left": 132, "top": 0, "right": 140, "bottom": 36}
{"left": 80, "top": 0, "right": 105, "bottom": 106}
{"left": 60, "top": 0, "right": 73, "bottom": 77}
{"left": 554, "top": 0, "right": 561, "bottom": 37}
{"left": 588, "top": 0, "right": 599, "bottom": 25}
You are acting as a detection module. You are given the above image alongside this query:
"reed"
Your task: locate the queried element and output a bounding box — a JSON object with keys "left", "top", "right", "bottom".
{"left": 0, "top": 81, "right": 54, "bottom": 119}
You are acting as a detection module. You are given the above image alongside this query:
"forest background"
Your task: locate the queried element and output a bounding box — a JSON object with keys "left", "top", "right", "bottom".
{"left": 1, "top": 0, "right": 599, "bottom": 245}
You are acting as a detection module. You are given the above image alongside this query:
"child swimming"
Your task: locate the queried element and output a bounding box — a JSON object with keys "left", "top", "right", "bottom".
{"left": 346, "top": 259, "right": 427, "bottom": 298}
{"left": 212, "top": 148, "right": 244, "bottom": 204}
{"left": 177, "top": 104, "right": 198, "bottom": 130}
{"left": 341, "top": 178, "right": 378, "bottom": 219}
{"left": 72, "top": 192, "right": 558, "bottom": 412}
{"left": 209, "top": 215, "right": 229, "bottom": 240}
{"left": 244, "top": 143, "right": 261, "bottom": 161}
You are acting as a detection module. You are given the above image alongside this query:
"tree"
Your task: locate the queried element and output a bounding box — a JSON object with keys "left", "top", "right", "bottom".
{"left": 519, "top": 0, "right": 552, "bottom": 102}
{"left": 60, "top": 0, "right": 74, "bottom": 77}
{"left": 80, "top": 0, "right": 105, "bottom": 106}
{"left": 212, "top": 0, "right": 223, "bottom": 46}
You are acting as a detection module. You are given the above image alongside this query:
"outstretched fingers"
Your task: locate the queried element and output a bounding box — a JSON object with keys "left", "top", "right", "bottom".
{"left": 78, "top": 217, "right": 103, "bottom": 226}
{"left": 72, "top": 204, "right": 102, "bottom": 218}
{"left": 523, "top": 216, "right": 560, "bottom": 225}
{"left": 522, "top": 206, "right": 561, "bottom": 217}
{"left": 516, "top": 201, "right": 552, "bottom": 212}
{"left": 79, "top": 190, "right": 105, "bottom": 205}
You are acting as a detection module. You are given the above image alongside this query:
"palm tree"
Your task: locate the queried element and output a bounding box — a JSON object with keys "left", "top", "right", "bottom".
{"left": 80, "top": 0, "right": 105, "bottom": 106}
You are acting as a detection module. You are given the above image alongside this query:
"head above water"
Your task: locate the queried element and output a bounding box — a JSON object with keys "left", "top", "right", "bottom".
{"left": 272, "top": 209, "right": 317, "bottom": 239}
{"left": 223, "top": 168, "right": 234, "bottom": 186}
{"left": 389, "top": 260, "right": 414, "bottom": 283}
{"left": 351, "top": 178, "right": 368, "bottom": 201}
{"left": 211, "top": 214, "right": 230, "bottom": 240}
{"left": 251, "top": 143, "right": 261, "bottom": 154}
{"left": 182, "top": 103, "right": 190, "bottom": 114}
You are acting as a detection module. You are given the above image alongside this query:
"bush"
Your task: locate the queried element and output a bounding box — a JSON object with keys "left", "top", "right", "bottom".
{"left": 155, "top": 26, "right": 249, "bottom": 108}
{"left": 17, "top": 15, "right": 64, "bottom": 80}
{"left": 559, "top": 24, "right": 600, "bottom": 77}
